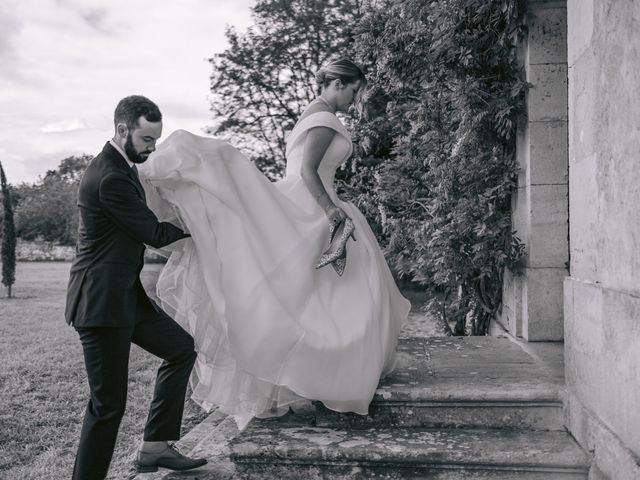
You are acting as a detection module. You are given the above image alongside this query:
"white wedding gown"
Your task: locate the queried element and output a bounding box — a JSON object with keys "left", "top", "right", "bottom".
{"left": 139, "top": 112, "right": 411, "bottom": 427}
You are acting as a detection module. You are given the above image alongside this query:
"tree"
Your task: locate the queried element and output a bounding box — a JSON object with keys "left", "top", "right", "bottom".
{"left": 207, "top": 0, "right": 363, "bottom": 179}
{"left": 0, "top": 160, "right": 16, "bottom": 298}
{"left": 56, "top": 154, "right": 93, "bottom": 183}
{"left": 14, "top": 155, "right": 91, "bottom": 245}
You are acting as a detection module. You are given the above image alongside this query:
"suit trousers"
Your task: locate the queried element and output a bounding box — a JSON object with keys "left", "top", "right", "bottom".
{"left": 72, "top": 292, "right": 197, "bottom": 480}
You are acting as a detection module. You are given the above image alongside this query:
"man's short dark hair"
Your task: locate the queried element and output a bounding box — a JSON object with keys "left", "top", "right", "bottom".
{"left": 114, "top": 95, "right": 162, "bottom": 130}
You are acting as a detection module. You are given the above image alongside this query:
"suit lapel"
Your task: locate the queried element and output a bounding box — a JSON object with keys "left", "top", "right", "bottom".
{"left": 127, "top": 165, "right": 146, "bottom": 201}
{"left": 103, "top": 143, "right": 146, "bottom": 201}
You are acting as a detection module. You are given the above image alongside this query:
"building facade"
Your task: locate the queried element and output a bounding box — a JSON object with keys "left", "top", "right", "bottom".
{"left": 503, "top": 0, "right": 640, "bottom": 478}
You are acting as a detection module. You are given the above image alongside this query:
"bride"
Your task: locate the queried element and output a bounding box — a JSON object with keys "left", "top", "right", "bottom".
{"left": 139, "top": 58, "right": 411, "bottom": 428}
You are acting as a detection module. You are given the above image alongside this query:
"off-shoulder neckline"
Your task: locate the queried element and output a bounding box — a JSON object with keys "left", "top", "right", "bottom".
{"left": 292, "top": 110, "right": 347, "bottom": 132}
{"left": 286, "top": 111, "right": 350, "bottom": 155}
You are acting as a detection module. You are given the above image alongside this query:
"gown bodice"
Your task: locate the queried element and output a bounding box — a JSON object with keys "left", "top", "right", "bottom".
{"left": 284, "top": 111, "right": 353, "bottom": 191}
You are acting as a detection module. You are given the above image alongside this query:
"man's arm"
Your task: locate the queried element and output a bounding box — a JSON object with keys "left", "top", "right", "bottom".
{"left": 99, "top": 172, "right": 189, "bottom": 248}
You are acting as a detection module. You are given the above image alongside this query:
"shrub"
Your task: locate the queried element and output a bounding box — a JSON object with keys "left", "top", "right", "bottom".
{"left": 348, "top": 0, "right": 527, "bottom": 334}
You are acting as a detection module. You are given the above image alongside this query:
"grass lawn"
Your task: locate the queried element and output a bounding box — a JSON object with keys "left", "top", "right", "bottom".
{"left": 0, "top": 262, "right": 208, "bottom": 480}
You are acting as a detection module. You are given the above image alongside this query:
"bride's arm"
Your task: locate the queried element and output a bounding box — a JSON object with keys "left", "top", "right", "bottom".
{"left": 300, "top": 126, "right": 346, "bottom": 223}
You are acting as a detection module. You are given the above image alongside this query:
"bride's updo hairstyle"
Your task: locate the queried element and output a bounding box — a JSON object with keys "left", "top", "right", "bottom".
{"left": 315, "top": 58, "right": 367, "bottom": 115}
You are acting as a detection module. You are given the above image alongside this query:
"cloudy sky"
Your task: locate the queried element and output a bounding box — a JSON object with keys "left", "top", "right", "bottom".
{"left": 0, "top": 0, "right": 255, "bottom": 184}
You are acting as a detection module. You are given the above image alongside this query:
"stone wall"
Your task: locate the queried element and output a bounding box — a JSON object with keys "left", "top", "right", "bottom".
{"left": 565, "top": 0, "right": 640, "bottom": 478}
{"left": 500, "top": 0, "right": 568, "bottom": 341}
{"left": 16, "top": 241, "right": 76, "bottom": 262}
{"left": 15, "top": 240, "right": 167, "bottom": 263}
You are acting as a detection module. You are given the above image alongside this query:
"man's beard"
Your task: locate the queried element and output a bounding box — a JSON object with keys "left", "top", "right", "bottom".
{"left": 124, "top": 135, "right": 149, "bottom": 164}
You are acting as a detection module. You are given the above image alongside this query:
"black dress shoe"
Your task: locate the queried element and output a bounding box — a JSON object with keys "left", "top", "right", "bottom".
{"left": 135, "top": 443, "right": 207, "bottom": 473}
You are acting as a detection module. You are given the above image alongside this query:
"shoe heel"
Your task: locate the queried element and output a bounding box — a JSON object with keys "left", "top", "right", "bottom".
{"left": 136, "top": 464, "right": 159, "bottom": 473}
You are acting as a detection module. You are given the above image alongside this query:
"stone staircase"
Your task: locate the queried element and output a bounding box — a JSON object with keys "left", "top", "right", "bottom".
{"left": 134, "top": 327, "right": 590, "bottom": 479}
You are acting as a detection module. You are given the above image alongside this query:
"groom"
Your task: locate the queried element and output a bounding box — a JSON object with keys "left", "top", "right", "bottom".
{"left": 65, "top": 95, "right": 206, "bottom": 479}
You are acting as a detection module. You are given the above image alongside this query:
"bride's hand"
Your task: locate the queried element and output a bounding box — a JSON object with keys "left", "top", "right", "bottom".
{"left": 325, "top": 204, "right": 348, "bottom": 227}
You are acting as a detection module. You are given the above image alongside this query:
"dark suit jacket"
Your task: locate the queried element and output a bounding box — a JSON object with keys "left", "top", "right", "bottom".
{"left": 65, "top": 142, "right": 187, "bottom": 327}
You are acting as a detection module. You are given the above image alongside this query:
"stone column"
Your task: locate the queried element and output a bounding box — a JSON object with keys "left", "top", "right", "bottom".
{"left": 500, "top": 0, "right": 568, "bottom": 341}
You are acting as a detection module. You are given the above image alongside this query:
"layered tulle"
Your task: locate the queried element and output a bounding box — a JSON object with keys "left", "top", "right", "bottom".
{"left": 139, "top": 116, "right": 410, "bottom": 428}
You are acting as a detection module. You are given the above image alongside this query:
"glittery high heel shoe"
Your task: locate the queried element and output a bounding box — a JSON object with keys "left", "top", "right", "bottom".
{"left": 315, "top": 217, "right": 356, "bottom": 276}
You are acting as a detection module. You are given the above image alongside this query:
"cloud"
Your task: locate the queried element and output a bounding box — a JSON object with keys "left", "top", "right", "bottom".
{"left": 54, "top": 0, "right": 117, "bottom": 34}
{"left": 0, "top": 0, "right": 256, "bottom": 183}
{"left": 41, "top": 119, "right": 92, "bottom": 133}
{"left": 0, "top": 1, "right": 24, "bottom": 75}
{"left": 0, "top": 2, "right": 21, "bottom": 51}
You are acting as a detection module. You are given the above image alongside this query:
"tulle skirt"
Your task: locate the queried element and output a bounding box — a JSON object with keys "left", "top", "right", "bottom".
{"left": 140, "top": 130, "right": 410, "bottom": 427}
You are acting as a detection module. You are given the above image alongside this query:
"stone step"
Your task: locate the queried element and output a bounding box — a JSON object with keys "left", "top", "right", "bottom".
{"left": 131, "top": 336, "right": 574, "bottom": 480}
{"left": 229, "top": 423, "right": 590, "bottom": 480}
{"left": 315, "top": 337, "right": 565, "bottom": 430}
{"left": 133, "top": 417, "right": 589, "bottom": 480}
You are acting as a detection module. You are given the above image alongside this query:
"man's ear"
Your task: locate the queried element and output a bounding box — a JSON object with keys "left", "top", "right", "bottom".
{"left": 116, "top": 123, "right": 128, "bottom": 139}
{"left": 334, "top": 78, "right": 344, "bottom": 89}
